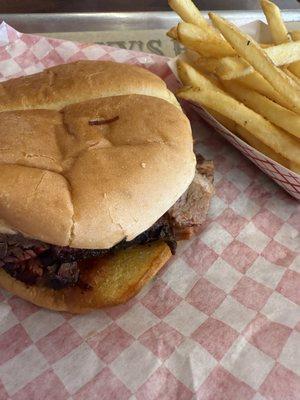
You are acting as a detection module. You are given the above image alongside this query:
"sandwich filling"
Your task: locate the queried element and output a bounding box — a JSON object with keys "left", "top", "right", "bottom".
{"left": 0, "top": 156, "right": 213, "bottom": 290}
{"left": 0, "top": 217, "right": 175, "bottom": 290}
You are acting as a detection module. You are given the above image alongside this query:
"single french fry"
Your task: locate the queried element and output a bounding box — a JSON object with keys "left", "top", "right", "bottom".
{"left": 168, "top": 0, "right": 207, "bottom": 28}
{"left": 260, "top": 0, "right": 290, "bottom": 44}
{"left": 177, "top": 86, "right": 300, "bottom": 164}
{"left": 177, "top": 22, "right": 235, "bottom": 58}
{"left": 167, "top": 26, "right": 178, "bottom": 40}
{"left": 209, "top": 13, "right": 300, "bottom": 114}
{"left": 222, "top": 80, "right": 300, "bottom": 138}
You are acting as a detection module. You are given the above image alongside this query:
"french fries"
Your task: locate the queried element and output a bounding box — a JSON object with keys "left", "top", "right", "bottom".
{"left": 202, "top": 55, "right": 253, "bottom": 80}
{"left": 185, "top": 42, "right": 300, "bottom": 80}
{"left": 205, "top": 102, "right": 292, "bottom": 168}
{"left": 185, "top": 49, "right": 296, "bottom": 109}
{"left": 175, "top": 32, "right": 300, "bottom": 80}
{"left": 177, "top": 59, "right": 222, "bottom": 90}
{"left": 177, "top": 86, "right": 300, "bottom": 165}
{"left": 261, "top": 0, "right": 300, "bottom": 79}
{"left": 209, "top": 13, "right": 300, "bottom": 114}
{"left": 167, "top": 0, "right": 300, "bottom": 174}
{"left": 222, "top": 80, "right": 300, "bottom": 138}
{"left": 177, "top": 22, "right": 235, "bottom": 57}
{"left": 234, "top": 72, "right": 292, "bottom": 110}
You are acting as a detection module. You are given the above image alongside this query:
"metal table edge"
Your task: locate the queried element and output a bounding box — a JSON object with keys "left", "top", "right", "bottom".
{"left": 1, "top": 10, "right": 300, "bottom": 33}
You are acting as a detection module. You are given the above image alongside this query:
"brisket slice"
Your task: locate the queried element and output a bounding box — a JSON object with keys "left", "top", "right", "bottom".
{"left": 168, "top": 155, "right": 214, "bottom": 240}
{"left": 0, "top": 216, "right": 176, "bottom": 290}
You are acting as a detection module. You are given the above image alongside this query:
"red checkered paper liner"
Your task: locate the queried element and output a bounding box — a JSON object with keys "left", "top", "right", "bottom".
{"left": 0, "top": 22, "right": 299, "bottom": 400}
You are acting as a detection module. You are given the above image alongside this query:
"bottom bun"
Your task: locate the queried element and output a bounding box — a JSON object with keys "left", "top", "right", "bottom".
{"left": 0, "top": 241, "right": 171, "bottom": 314}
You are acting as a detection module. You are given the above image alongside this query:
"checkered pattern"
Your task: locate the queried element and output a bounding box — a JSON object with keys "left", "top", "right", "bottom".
{"left": 0, "top": 21, "right": 299, "bottom": 400}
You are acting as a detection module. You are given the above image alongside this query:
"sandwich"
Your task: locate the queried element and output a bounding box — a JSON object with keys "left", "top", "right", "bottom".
{"left": 0, "top": 60, "right": 213, "bottom": 313}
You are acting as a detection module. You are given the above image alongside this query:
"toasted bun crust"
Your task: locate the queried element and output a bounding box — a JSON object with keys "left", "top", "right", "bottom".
{"left": 0, "top": 61, "right": 195, "bottom": 248}
{"left": 0, "top": 241, "right": 171, "bottom": 313}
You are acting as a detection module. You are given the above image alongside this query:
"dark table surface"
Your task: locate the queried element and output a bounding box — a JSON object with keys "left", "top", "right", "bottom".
{"left": 0, "top": 0, "right": 299, "bottom": 13}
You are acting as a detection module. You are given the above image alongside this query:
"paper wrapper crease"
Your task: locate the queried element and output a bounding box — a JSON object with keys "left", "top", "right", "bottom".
{"left": 0, "top": 22, "right": 299, "bottom": 400}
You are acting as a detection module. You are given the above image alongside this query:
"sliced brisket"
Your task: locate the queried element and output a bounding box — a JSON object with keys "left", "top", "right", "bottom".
{"left": 168, "top": 155, "right": 214, "bottom": 240}
{"left": 0, "top": 216, "right": 176, "bottom": 290}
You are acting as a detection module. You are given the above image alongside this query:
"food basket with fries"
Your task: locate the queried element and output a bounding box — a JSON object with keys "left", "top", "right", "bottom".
{"left": 167, "top": 0, "right": 300, "bottom": 200}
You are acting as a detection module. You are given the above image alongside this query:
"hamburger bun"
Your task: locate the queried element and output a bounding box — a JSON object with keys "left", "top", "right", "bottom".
{"left": 0, "top": 62, "right": 195, "bottom": 248}
{"left": 0, "top": 60, "right": 195, "bottom": 312}
{"left": 0, "top": 60, "right": 179, "bottom": 112}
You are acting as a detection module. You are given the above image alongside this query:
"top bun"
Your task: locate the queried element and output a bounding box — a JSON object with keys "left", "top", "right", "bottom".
{"left": 0, "top": 60, "right": 179, "bottom": 111}
{"left": 0, "top": 61, "right": 195, "bottom": 248}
